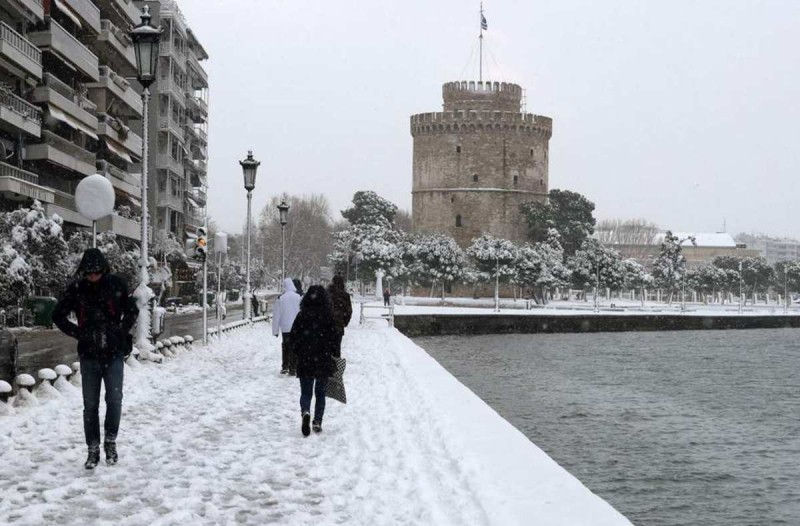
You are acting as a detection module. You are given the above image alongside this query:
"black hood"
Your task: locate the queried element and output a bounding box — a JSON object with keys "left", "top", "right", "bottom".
{"left": 332, "top": 275, "right": 345, "bottom": 289}
{"left": 78, "top": 248, "right": 110, "bottom": 275}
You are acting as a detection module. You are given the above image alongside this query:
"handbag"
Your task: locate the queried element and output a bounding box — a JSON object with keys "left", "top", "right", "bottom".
{"left": 327, "top": 356, "right": 347, "bottom": 404}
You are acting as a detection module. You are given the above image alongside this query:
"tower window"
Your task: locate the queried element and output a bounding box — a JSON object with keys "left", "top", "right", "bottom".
{"left": 456, "top": 215, "right": 462, "bottom": 227}
{"left": 450, "top": 196, "right": 455, "bottom": 203}
{"left": 472, "top": 174, "right": 478, "bottom": 182}
{"left": 539, "top": 178, "right": 544, "bottom": 187}
{"left": 456, "top": 145, "right": 461, "bottom": 153}
{"left": 530, "top": 148, "right": 534, "bottom": 157}
{"left": 513, "top": 175, "right": 518, "bottom": 185}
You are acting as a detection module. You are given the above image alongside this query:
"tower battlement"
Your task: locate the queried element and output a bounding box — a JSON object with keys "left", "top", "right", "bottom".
{"left": 442, "top": 80, "right": 522, "bottom": 112}
{"left": 410, "top": 111, "right": 552, "bottom": 138}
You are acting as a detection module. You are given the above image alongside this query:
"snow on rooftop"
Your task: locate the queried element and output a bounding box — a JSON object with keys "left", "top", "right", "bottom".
{"left": 0, "top": 322, "right": 631, "bottom": 525}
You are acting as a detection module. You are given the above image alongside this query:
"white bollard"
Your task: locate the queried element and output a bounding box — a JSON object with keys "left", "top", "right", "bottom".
{"left": 0, "top": 380, "right": 14, "bottom": 415}
{"left": 14, "top": 374, "right": 38, "bottom": 407}
{"left": 34, "top": 368, "right": 61, "bottom": 401}
{"left": 70, "top": 362, "right": 82, "bottom": 387}
{"left": 54, "top": 364, "right": 78, "bottom": 396}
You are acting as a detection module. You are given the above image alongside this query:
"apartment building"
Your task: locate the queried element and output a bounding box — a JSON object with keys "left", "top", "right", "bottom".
{"left": 0, "top": 0, "right": 142, "bottom": 242}
{"left": 0, "top": 0, "right": 208, "bottom": 248}
{"left": 143, "top": 0, "right": 208, "bottom": 242}
{"left": 736, "top": 234, "right": 800, "bottom": 266}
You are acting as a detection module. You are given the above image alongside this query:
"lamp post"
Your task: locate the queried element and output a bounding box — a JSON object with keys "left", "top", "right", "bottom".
{"left": 131, "top": 6, "right": 161, "bottom": 357}
{"left": 738, "top": 260, "right": 743, "bottom": 315}
{"left": 240, "top": 150, "right": 260, "bottom": 320}
{"left": 277, "top": 199, "right": 289, "bottom": 283}
{"left": 494, "top": 256, "right": 500, "bottom": 313}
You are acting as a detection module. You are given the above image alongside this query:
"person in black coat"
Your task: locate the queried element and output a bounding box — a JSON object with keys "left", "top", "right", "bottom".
{"left": 290, "top": 285, "right": 337, "bottom": 436}
{"left": 53, "top": 248, "right": 138, "bottom": 469}
{"left": 327, "top": 275, "right": 352, "bottom": 358}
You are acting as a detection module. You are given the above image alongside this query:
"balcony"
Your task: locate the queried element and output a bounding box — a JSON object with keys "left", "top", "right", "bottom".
{"left": 0, "top": 21, "right": 42, "bottom": 79}
{"left": 157, "top": 191, "right": 183, "bottom": 211}
{"left": 188, "top": 186, "right": 206, "bottom": 206}
{"left": 5, "top": 0, "right": 44, "bottom": 23}
{"left": 97, "top": 213, "right": 140, "bottom": 241}
{"left": 159, "top": 114, "right": 184, "bottom": 142}
{"left": 0, "top": 160, "right": 54, "bottom": 203}
{"left": 157, "top": 152, "right": 184, "bottom": 177}
{"left": 191, "top": 159, "right": 206, "bottom": 174}
{"left": 87, "top": 66, "right": 143, "bottom": 118}
{"left": 97, "top": 113, "right": 142, "bottom": 160}
{"left": 95, "top": 19, "right": 136, "bottom": 77}
{"left": 187, "top": 51, "right": 208, "bottom": 89}
{"left": 184, "top": 208, "right": 204, "bottom": 228}
{"left": 160, "top": 74, "right": 185, "bottom": 107}
{"left": 32, "top": 74, "right": 98, "bottom": 133}
{"left": 97, "top": 159, "right": 140, "bottom": 197}
{"left": 0, "top": 87, "right": 41, "bottom": 136}
{"left": 183, "top": 121, "right": 199, "bottom": 142}
{"left": 95, "top": 0, "right": 139, "bottom": 27}
{"left": 45, "top": 189, "right": 91, "bottom": 227}
{"left": 26, "top": 129, "right": 96, "bottom": 176}
{"left": 28, "top": 19, "right": 99, "bottom": 81}
{"left": 63, "top": 0, "right": 101, "bottom": 34}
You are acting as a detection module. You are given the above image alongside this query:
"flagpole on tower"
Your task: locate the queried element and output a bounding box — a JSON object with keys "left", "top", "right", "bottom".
{"left": 479, "top": 2, "right": 484, "bottom": 82}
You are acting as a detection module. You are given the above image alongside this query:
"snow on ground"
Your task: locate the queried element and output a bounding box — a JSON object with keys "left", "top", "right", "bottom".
{"left": 0, "top": 323, "right": 630, "bottom": 526}
{"left": 386, "top": 296, "right": 800, "bottom": 317}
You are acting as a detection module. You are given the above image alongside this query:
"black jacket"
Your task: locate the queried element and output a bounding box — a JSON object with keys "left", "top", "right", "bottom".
{"left": 53, "top": 249, "right": 138, "bottom": 358}
{"left": 290, "top": 306, "right": 337, "bottom": 378}
{"left": 327, "top": 278, "right": 352, "bottom": 334}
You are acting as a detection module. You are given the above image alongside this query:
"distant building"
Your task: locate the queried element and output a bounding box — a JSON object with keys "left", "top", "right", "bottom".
{"left": 604, "top": 232, "right": 760, "bottom": 268}
{"left": 735, "top": 234, "right": 800, "bottom": 265}
{"left": 142, "top": 0, "right": 209, "bottom": 242}
{"left": 410, "top": 80, "right": 552, "bottom": 247}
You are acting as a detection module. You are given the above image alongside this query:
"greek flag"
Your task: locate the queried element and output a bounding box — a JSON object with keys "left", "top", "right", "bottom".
{"left": 481, "top": 14, "right": 488, "bottom": 30}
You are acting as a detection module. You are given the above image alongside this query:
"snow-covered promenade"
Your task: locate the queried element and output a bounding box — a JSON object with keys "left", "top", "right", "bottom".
{"left": 0, "top": 323, "right": 631, "bottom": 526}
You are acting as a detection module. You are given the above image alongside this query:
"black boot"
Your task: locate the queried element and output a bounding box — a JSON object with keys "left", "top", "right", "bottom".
{"left": 104, "top": 440, "right": 118, "bottom": 466}
{"left": 302, "top": 412, "right": 311, "bottom": 437}
{"left": 312, "top": 421, "right": 322, "bottom": 433}
{"left": 85, "top": 447, "right": 100, "bottom": 470}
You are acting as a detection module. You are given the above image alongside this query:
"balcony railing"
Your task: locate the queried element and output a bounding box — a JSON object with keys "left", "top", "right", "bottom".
{"left": 187, "top": 51, "right": 208, "bottom": 88}
{"left": 192, "top": 159, "right": 207, "bottom": 173}
{"left": 157, "top": 191, "right": 184, "bottom": 210}
{"left": 157, "top": 152, "right": 184, "bottom": 176}
{"left": 34, "top": 129, "right": 95, "bottom": 165}
{"left": 0, "top": 87, "right": 42, "bottom": 124}
{"left": 160, "top": 74, "right": 186, "bottom": 106}
{"left": 28, "top": 19, "right": 99, "bottom": 81}
{"left": 158, "top": 114, "right": 185, "bottom": 142}
{"left": 97, "top": 159, "right": 140, "bottom": 196}
{"left": 98, "top": 19, "right": 136, "bottom": 74}
{"left": 0, "top": 160, "right": 38, "bottom": 184}
{"left": 0, "top": 21, "right": 42, "bottom": 78}
{"left": 66, "top": 0, "right": 101, "bottom": 34}
{"left": 188, "top": 186, "right": 206, "bottom": 205}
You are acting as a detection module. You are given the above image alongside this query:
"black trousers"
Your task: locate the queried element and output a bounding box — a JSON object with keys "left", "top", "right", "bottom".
{"left": 281, "top": 333, "right": 296, "bottom": 372}
{"left": 333, "top": 330, "right": 344, "bottom": 358}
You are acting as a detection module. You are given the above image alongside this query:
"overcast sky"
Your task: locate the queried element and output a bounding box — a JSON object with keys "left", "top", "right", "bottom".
{"left": 178, "top": 0, "right": 799, "bottom": 238}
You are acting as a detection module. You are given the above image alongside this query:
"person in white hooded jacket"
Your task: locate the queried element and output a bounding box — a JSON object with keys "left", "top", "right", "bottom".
{"left": 272, "top": 278, "right": 302, "bottom": 375}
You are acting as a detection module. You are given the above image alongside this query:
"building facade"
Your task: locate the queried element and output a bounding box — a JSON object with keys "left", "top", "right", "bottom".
{"left": 410, "top": 80, "right": 552, "bottom": 247}
{"left": 141, "top": 0, "right": 208, "bottom": 243}
{"left": 0, "top": 0, "right": 207, "bottom": 249}
{"left": 735, "top": 234, "right": 800, "bottom": 266}
{"left": 604, "top": 232, "right": 760, "bottom": 269}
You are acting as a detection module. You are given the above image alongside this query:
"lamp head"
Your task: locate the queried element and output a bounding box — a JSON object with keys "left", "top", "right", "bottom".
{"left": 240, "top": 150, "right": 260, "bottom": 191}
{"left": 130, "top": 6, "right": 163, "bottom": 88}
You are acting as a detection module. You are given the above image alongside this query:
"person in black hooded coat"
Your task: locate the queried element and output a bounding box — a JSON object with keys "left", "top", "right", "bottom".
{"left": 53, "top": 248, "right": 138, "bottom": 469}
{"left": 290, "top": 285, "right": 337, "bottom": 436}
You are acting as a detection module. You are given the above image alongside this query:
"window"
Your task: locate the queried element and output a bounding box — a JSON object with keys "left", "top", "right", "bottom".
{"left": 450, "top": 196, "right": 455, "bottom": 203}
{"left": 539, "top": 178, "right": 544, "bottom": 187}
{"left": 530, "top": 148, "right": 534, "bottom": 157}
{"left": 456, "top": 145, "right": 461, "bottom": 153}
{"left": 513, "top": 175, "right": 518, "bottom": 185}
{"left": 472, "top": 174, "right": 478, "bottom": 182}
{"left": 456, "top": 215, "right": 462, "bottom": 227}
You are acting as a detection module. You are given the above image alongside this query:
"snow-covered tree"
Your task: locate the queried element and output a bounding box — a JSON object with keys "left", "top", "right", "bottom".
{"left": 341, "top": 191, "right": 398, "bottom": 228}
{"left": 514, "top": 230, "right": 569, "bottom": 303}
{"left": 0, "top": 200, "right": 70, "bottom": 297}
{"left": 569, "top": 239, "right": 626, "bottom": 295}
{"left": 0, "top": 244, "right": 33, "bottom": 306}
{"left": 652, "top": 231, "right": 694, "bottom": 303}
{"left": 773, "top": 260, "right": 800, "bottom": 297}
{"left": 405, "top": 233, "right": 467, "bottom": 298}
{"left": 152, "top": 232, "right": 186, "bottom": 266}
{"left": 686, "top": 264, "right": 727, "bottom": 302}
{"left": 331, "top": 223, "right": 404, "bottom": 282}
{"left": 622, "top": 258, "right": 654, "bottom": 304}
{"left": 466, "top": 234, "right": 518, "bottom": 286}
{"left": 519, "top": 189, "right": 596, "bottom": 257}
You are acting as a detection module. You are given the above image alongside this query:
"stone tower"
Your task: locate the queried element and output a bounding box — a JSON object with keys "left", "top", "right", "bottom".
{"left": 410, "top": 81, "right": 552, "bottom": 247}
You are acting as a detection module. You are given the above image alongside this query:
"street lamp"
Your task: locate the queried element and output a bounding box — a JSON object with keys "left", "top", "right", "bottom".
{"left": 738, "top": 260, "right": 743, "bottom": 315}
{"left": 494, "top": 256, "right": 500, "bottom": 313}
{"left": 131, "top": 6, "right": 161, "bottom": 358}
{"left": 277, "top": 199, "right": 289, "bottom": 283}
{"left": 240, "top": 150, "right": 260, "bottom": 320}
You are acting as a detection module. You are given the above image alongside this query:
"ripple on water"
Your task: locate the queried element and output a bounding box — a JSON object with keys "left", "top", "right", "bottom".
{"left": 415, "top": 328, "right": 800, "bottom": 526}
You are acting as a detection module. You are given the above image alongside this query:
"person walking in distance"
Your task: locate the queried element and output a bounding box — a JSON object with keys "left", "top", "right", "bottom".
{"left": 383, "top": 287, "right": 391, "bottom": 307}
{"left": 290, "top": 285, "right": 337, "bottom": 436}
{"left": 272, "top": 278, "right": 301, "bottom": 375}
{"left": 327, "top": 275, "right": 352, "bottom": 358}
{"left": 52, "top": 248, "right": 138, "bottom": 469}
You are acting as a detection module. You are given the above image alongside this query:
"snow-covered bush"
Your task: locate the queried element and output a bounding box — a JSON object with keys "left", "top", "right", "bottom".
{"left": 568, "top": 239, "right": 627, "bottom": 294}
{"left": 0, "top": 244, "right": 33, "bottom": 306}
{"left": 466, "top": 234, "right": 518, "bottom": 286}
{"left": 404, "top": 233, "right": 467, "bottom": 297}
